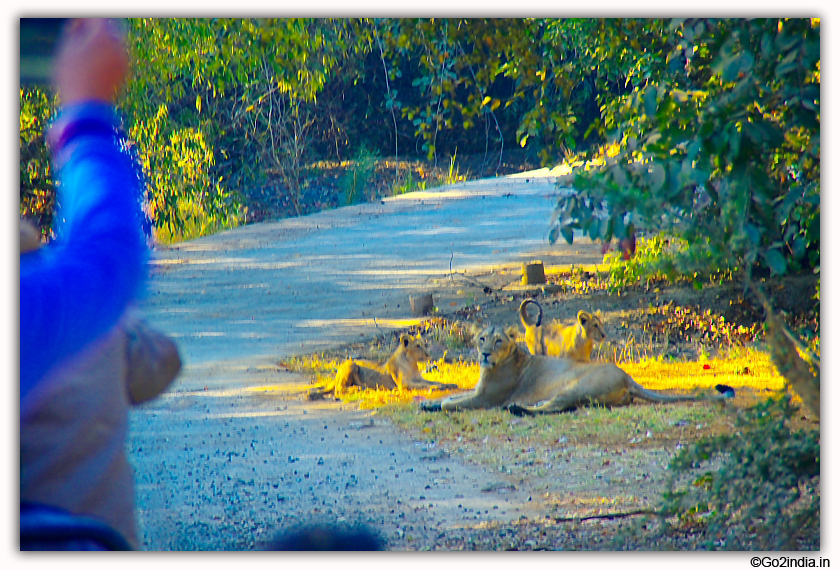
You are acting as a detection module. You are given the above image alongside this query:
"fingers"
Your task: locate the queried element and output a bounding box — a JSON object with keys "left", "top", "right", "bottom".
{"left": 53, "top": 18, "right": 129, "bottom": 105}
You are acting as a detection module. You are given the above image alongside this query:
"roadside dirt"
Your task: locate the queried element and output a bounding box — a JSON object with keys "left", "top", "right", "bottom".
{"left": 130, "top": 173, "right": 819, "bottom": 551}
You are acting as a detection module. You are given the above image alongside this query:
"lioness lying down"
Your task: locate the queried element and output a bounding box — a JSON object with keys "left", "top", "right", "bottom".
{"left": 309, "top": 334, "right": 458, "bottom": 400}
{"left": 421, "top": 325, "right": 734, "bottom": 415}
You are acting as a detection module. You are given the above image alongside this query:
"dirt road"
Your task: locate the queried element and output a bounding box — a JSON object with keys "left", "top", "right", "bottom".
{"left": 130, "top": 174, "right": 607, "bottom": 550}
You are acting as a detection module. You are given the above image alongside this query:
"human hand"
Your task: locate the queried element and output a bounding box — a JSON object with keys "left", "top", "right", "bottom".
{"left": 52, "top": 18, "right": 128, "bottom": 105}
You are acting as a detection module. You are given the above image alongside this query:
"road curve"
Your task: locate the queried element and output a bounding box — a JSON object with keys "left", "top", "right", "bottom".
{"left": 131, "top": 175, "right": 605, "bottom": 550}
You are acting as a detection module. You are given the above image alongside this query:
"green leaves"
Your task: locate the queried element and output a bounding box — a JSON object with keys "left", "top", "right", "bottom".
{"left": 550, "top": 18, "right": 819, "bottom": 281}
{"left": 643, "top": 85, "right": 659, "bottom": 118}
{"left": 762, "top": 249, "right": 787, "bottom": 276}
{"left": 662, "top": 396, "right": 819, "bottom": 550}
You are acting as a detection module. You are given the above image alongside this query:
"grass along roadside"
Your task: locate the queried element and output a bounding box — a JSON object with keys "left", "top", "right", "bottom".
{"left": 283, "top": 347, "right": 786, "bottom": 412}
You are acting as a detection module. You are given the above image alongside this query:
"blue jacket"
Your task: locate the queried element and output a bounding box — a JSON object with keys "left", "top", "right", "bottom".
{"left": 20, "top": 102, "right": 148, "bottom": 401}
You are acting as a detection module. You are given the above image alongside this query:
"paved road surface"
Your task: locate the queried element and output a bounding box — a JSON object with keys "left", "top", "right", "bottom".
{"left": 131, "top": 174, "right": 606, "bottom": 550}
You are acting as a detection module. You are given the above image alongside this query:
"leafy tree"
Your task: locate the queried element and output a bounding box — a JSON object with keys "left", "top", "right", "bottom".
{"left": 123, "top": 18, "right": 365, "bottom": 230}
{"left": 21, "top": 17, "right": 819, "bottom": 258}
{"left": 19, "top": 87, "right": 57, "bottom": 237}
{"left": 549, "top": 18, "right": 820, "bottom": 281}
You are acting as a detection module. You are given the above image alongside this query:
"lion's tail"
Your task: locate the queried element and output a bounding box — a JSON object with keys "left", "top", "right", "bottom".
{"left": 519, "top": 298, "right": 543, "bottom": 327}
{"left": 625, "top": 374, "right": 735, "bottom": 403}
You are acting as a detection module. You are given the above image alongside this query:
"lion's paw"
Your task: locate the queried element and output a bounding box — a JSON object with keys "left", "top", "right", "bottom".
{"left": 506, "top": 403, "right": 534, "bottom": 417}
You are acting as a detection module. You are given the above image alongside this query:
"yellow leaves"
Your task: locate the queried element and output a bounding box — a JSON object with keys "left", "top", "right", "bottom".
{"left": 672, "top": 89, "right": 689, "bottom": 103}
{"left": 480, "top": 96, "right": 501, "bottom": 111}
{"left": 605, "top": 141, "right": 621, "bottom": 158}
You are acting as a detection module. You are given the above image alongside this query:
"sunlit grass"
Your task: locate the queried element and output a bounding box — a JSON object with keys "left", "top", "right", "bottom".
{"left": 154, "top": 195, "right": 243, "bottom": 245}
{"left": 620, "top": 349, "right": 784, "bottom": 393}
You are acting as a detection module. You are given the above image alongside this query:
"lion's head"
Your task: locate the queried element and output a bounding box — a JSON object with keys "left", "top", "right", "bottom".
{"left": 577, "top": 310, "right": 606, "bottom": 343}
{"left": 473, "top": 326, "right": 517, "bottom": 369}
{"left": 397, "top": 334, "right": 430, "bottom": 365}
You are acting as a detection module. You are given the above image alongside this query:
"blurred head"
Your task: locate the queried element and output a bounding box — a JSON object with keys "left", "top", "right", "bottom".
{"left": 265, "top": 523, "right": 385, "bottom": 551}
{"left": 52, "top": 18, "right": 129, "bottom": 105}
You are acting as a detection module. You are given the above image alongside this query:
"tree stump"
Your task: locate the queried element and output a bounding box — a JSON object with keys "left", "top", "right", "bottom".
{"left": 522, "top": 261, "right": 546, "bottom": 285}
{"left": 410, "top": 294, "right": 434, "bottom": 317}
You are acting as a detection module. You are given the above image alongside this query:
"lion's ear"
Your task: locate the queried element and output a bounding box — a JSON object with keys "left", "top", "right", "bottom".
{"left": 401, "top": 334, "right": 410, "bottom": 347}
{"left": 470, "top": 324, "right": 486, "bottom": 344}
{"left": 505, "top": 326, "right": 520, "bottom": 340}
{"left": 578, "top": 310, "right": 590, "bottom": 325}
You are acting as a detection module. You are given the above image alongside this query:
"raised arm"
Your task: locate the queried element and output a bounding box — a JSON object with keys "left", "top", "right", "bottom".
{"left": 20, "top": 19, "right": 147, "bottom": 400}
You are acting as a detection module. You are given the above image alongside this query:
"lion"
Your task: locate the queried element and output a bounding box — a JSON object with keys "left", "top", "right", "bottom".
{"left": 517, "top": 298, "right": 546, "bottom": 356}
{"left": 420, "top": 325, "right": 734, "bottom": 415}
{"left": 308, "top": 333, "right": 458, "bottom": 400}
{"left": 518, "top": 299, "right": 605, "bottom": 361}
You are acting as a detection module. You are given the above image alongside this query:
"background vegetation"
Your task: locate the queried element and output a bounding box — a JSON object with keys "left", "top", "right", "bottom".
{"left": 21, "top": 18, "right": 818, "bottom": 279}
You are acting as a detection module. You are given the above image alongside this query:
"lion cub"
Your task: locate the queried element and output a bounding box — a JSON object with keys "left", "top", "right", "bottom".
{"left": 517, "top": 298, "right": 546, "bottom": 356}
{"left": 308, "top": 334, "right": 457, "bottom": 400}
{"left": 517, "top": 299, "right": 606, "bottom": 361}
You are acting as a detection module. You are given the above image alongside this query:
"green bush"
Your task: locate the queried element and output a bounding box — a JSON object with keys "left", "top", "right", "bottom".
{"left": 604, "top": 234, "right": 683, "bottom": 291}
{"left": 339, "top": 144, "right": 379, "bottom": 205}
{"left": 128, "top": 104, "right": 242, "bottom": 241}
{"left": 659, "top": 395, "right": 819, "bottom": 550}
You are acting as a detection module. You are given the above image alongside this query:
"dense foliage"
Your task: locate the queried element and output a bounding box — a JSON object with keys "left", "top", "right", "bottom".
{"left": 20, "top": 18, "right": 819, "bottom": 278}
{"left": 550, "top": 18, "right": 819, "bottom": 281}
{"left": 19, "top": 87, "right": 57, "bottom": 239}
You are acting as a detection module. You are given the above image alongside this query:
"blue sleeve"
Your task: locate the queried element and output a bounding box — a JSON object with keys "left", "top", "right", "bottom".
{"left": 20, "top": 102, "right": 148, "bottom": 401}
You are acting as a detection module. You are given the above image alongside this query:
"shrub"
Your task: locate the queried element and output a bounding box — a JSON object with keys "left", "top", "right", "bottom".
{"left": 659, "top": 395, "right": 819, "bottom": 550}
{"left": 339, "top": 144, "right": 379, "bottom": 205}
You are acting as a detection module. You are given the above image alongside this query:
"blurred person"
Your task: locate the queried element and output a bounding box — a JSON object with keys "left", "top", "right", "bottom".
{"left": 20, "top": 19, "right": 180, "bottom": 550}
{"left": 20, "top": 17, "right": 143, "bottom": 401}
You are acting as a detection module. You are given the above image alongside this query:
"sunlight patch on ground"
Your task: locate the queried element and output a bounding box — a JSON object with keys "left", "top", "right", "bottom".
{"left": 165, "top": 331, "right": 276, "bottom": 339}
{"left": 204, "top": 409, "right": 301, "bottom": 420}
{"left": 171, "top": 383, "right": 310, "bottom": 399}
{"left": 623, "top": 351, "right": 785, "bottom": 393}
{"left": 294, "top": 317, "right": 428, "bottom": 329}
{"left": 344, "top": 268, "right": 452, "bottom": 277}
{"left": 339, "top": 349, "right": 787, "bottom": 410}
